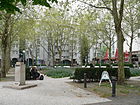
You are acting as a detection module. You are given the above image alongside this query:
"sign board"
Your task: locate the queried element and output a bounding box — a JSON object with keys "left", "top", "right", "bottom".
{"left": 99, "top": 71, "right": 112, "bottom": 87}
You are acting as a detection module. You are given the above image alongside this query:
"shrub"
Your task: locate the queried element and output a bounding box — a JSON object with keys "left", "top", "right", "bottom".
{"left": 35, "top": 64, "right": 47, "bottom": 66}
{"left": 112, "top": 63, "right": 133, "bottom": 68}
{"left": 130, "top": 68, "right": 140, "bottom": 76}
{"left": 90, "top": 63, "right": 133, "bottom": 68}
{"left": 45, "top": 68, "right": 74, "bottom": 78}
{"left": 95, "top": 64, "right": 110, "bottom": 67}
{"left": 73, "top": 68, "right": 131, "bottom": 82}
{"left": 55, "top": 64, "right": 71, "bottom": 66}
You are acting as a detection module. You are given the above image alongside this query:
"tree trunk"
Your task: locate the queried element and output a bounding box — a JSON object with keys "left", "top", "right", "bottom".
{"left": 35, "top": 48, "right": 38, "bottom": 65}
{"left": 1, "top": 14, "right": 11, "bottom": 78}
{"left": 52, "top": 53, "right": 55, "bottom": 67}
{"left": 71, "top": 49, "right": 74, "bottom": 66}
{"left": 129, "top": 36, "right": 133, "bottom": 64}
{"left": 111, "top": 0, "right": 125, "bottom": 84}
{"left": 117, "top": 30, "right": 125, "bottom": 84}
{"left": 109, "top": 47, "right": 112, "bottom": 66}
{"left": 1, "top": 46, "right": 7, "bottom": 77}
{"left": 6, "top": 42, "right": 11, "bottom": 73}
{"left": 129, "top": 22, "right": 134, "bottom": 64}
{"left": 109, "top": 38, "right": 112, "bottom": 66}
{"left": 1, "top": 37, "right": 11, "bottom": 77}
{"left": 51, "top": 46, "right": 55, "bottom": 67}
{"left": 58, "top": 51, "right": 62, "bottom": 64}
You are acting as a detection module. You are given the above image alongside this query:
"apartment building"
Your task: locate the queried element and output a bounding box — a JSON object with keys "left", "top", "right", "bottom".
{"left": 0, "top": 32, "right": 140, "bottom": 66}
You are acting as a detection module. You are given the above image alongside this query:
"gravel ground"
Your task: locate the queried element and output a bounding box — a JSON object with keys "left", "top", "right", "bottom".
{"left": 0, "top": 76, "right": 110, "bottom": 105}
{"left": 85, "top": 95, "right": 140, "bottom": 105}
{"left": 85, "top": 76, "right": 140, "bottom": 105}
{"left": 130, "top": 76, "right": 140, "bottom": 81}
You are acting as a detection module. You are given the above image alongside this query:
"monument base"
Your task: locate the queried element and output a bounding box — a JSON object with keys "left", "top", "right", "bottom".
{"left": 3, "top": 83, "right": 37, "bottom": 90}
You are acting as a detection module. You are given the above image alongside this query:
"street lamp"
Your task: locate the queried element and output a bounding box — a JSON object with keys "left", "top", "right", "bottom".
{"left": 22, "top": 50, "right": 25, "bottom": 64}
{"left": 26, "top": 49, "right": 30, "bottom": 67}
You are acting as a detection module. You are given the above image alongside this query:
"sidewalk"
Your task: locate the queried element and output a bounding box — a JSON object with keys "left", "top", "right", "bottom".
{"left": 1, "top": 68, "right": 140, "bottom": 105}
{"left": 129, "top": 76, "right": 140, "bottom": 81}
{"left": 0, "top": 70, "right": 110, "bottom": 105}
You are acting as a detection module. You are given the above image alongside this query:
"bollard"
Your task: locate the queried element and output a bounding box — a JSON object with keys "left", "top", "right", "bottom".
{"left": 112, "top": 78, "right": 116, "bottom": 97}
{"left": 84, "top": 73, "right": 87, "bottom": 88}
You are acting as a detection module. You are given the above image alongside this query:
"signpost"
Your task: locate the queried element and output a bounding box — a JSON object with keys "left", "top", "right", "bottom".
{"left": 99, "top": 71, "right": 112, "bottom": 87}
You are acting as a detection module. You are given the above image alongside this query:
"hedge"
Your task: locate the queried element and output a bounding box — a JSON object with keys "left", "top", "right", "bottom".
{"left": 46, "top": 68, "right": 74, "bottom": 78}
{"left": 73, "top": 68, "right": 131, "bottom": 82}
{"left": 95, "top": 64, "right": 110, "bottom": 67}
{"left": 112, "top": 63, "right": 134, "bottom": 68}
{"left": 130, "top": 68, "right": 140, "bottom": 76}
{"left": 85, "top": 63, "right": 133, "bottom": 68}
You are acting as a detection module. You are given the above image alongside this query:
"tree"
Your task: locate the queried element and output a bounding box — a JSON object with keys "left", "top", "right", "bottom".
{"left": 123, "top": 0, "right": 139, "bottom": 63}
{"left": 38, "top": 7, "right": 78, "bottom": 66}
{"left": 0, "top": 0, "right": 57, "bottom": 77}
{"left": 93, "top": 15, "right": 116, "bottom": 66}
{"left": 76, "top": 13, "right": 96, "bottom": 65}
{"left": 68, "top": 21, "right": 78, "bottom": 66}
{"left": 80, "top": 35, "right": 90, "bottom": 65}
{"left": 0, "top": 0, "right": 57, "bottom": 13}
{"left": 80, "top": 0, "right": 126, "bottom": 84}
{"left": 0, "top": 14, "right": 13, "bottom": 77}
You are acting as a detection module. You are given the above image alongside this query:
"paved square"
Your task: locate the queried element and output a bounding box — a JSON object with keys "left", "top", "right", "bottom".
{"left": 0, "top": 77, "right": 110, "bottom": 105}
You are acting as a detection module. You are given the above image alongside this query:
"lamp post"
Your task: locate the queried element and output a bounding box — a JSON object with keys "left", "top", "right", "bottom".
{"left": 26, "top": 49, "right": 30, "bottom": 67}
{"left": 28, "top": 51, "right": 30, "bottom": 67}
{"left": 22, "top": 50, "right": 25, "bottom": 64}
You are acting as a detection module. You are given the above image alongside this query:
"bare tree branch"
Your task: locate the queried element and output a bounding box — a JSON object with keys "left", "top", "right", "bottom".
{"left": 80, "top": 1, "right": 113, "bottom": 13}
{"left": 119, "top": 0, "right": 124, "bottom": 24}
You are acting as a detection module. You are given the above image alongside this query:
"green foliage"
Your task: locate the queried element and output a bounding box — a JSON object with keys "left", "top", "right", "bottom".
{"left": 45, "top": 68, "right": 74, "bottom": 78}
{"left": 112, "top": 63, "right": 134, "bottom": 68}
{"left": 0, "top": 0, "right": 20, "bottom": 13}
{"left": 33, "top": 0, "right": 57, "bottom": 8}
{"left": 73, "top": 68, "right": 131, "bottom": 82}
{"left": 80, "top": 35, "right": 90, "bottom": 65}
{"left": 0, "top": 0, "right": 58, "bottom": 13}
{"left": 85, "top": 63, "right": 133, "bottom": 68}
{"left": 94, "top": 64, "right": 110, "bottom": 67}
{"left": 130, "top": 68, "right": 140, "bottom": 76}
{"left": 36, "top": 64, "right": 47, "bottom": 66}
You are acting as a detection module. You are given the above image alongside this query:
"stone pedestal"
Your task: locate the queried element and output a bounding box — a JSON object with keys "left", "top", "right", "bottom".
{"left": 15, "top": 62, "right": 25, "bottom": 85}
{"left": 3, "top": 62, "right": 37, "bottom": 90}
